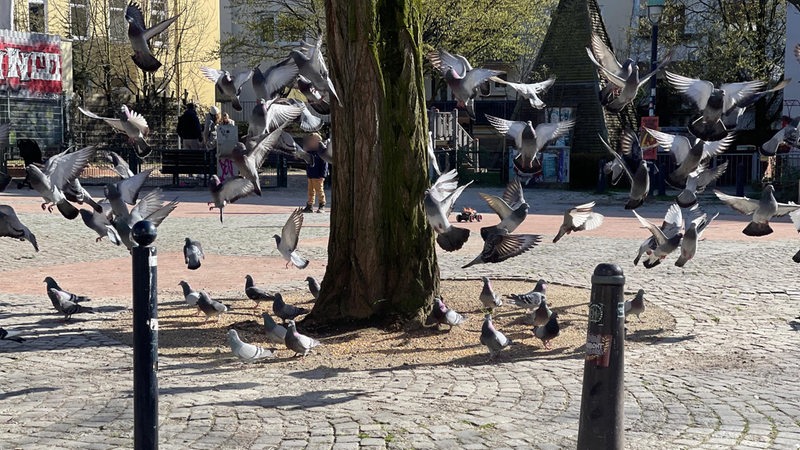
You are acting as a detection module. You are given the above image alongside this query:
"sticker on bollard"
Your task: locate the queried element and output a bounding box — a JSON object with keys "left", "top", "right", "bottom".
{"left": 585, "top": 333, "right": 612, "bottom": 368}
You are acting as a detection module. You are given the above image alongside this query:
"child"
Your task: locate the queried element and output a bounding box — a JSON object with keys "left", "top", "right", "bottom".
{"left": 303, "top": 133, "right": 328, "bottom": 213}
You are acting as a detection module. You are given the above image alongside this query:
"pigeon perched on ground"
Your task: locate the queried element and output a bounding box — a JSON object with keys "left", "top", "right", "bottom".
{"left": 599, "top": 133, "right": 649, "bottom": 210}
{"left": 485, "top": 114, "right": 575, "bottom": 168}
{"left": 632, "top": 203, "right": 683, "bottom": 266}
{"left": 427, "top": 49, "right": 504, "bottom": 119}
{"left": 306, "top": 276, "right": 321, "bottom": 301}
{"left": 0, "top": 205, "right": 39, "bottom": 251}
{"left": 48, "top": 288, "right": 94, "bottom": 321}
{"left": 79, "top": 106, "right": 150, "bottom": 158}
{"left": 272, "top": 293, "right": 309, "bottom": 322}
{"left": 428, "top": 296, "right": 467, "bottom": 330}
{"left": 178, "top": 280, "right": 200, "bottom": 308}
{"left": 289, "top": 38, "right": 340, "bottom": 106}
{"left": 644, "top": 128, "right": 734, "bottom": 188}
{"left": 633, "top": 208, "right": 684, "bottom": 268}
{"left": 125, "top": 1, "right": 180, "bottom": 72}
{"left": 424, "top": 169, "right": 473, "bottom": 251}
{"left": 274, "top": 208, "right": 309, "bottom": 269}
{"left": 262, "top": 312, "right": 288, "bottom": 345}
{"left": 183, "top": 237, "right": 204, "bottom": 270}
{"left": 27, "top": 145, "right": 96, "bottom": 219}
{"left": 285, "top": 320, "right": 321, "bottom": 357}
{"left": 232, "top": 126, "right": 287, "bottom": 196}
{"left": 715, "top": 185, "right": 800, "bottom": 236}
{"left": 553, "top": 201, "right": 604, "bottom": 243}
{"left": 0, "top": 327, "right": 24, "bottom": 343}
{"left": 196, "top": 291, "right": 228, "bottom": 322}
{"left": 207, "top": 175, "right": 256, "bottom": 223}
{"left": 676, "top": 161, "right": 729, "bottom": 208}
{"left": 675, "top": 209, "right": 718, "bottom": 268}
{"left": 761, "top": 116, "right": 800, "bottom": 156}
{"left": 534, "top": 312, "right": 560, "bottom": 350}
{"left": 106, "top": 151, "right": 134, "bottom": 178}
{"left": 480, "top": 314, "right": 513, "bottom": 360}
{"left": 479, "top": 277, "right": 503, "bottom": 310}
{"left": 479, "top": 178, "right": 529, "bottom": 239}
{"left": 244, "top": 275, "right": 276, "bottom": 309}
{"left": 493, "top": 77, "right": 556, "bottom": 109}
{"left": 200, "top": 66, "right": 253, "bottom": 111}
{"left": 624, "top": 289, "right": 645, "bottom": 322}
{"left": 227, "top": 330, "right": 275, "bottom": 362}
{"left": 665, "top": 71, "right": 768, "bottom": 141}
{"left": 252, "top": 57, "right": 299, "bottom": 101}
{"left": 531, "top": 300, "right": 553, "bottom": 327}
{"left": 462, "top": 229, "right": 541, "bottom": 268}
{"left": 506, "top": 279, "right": 547, "bottom": 310}
{"left": 44, "top": 277, "right": 90, "bottom": 304}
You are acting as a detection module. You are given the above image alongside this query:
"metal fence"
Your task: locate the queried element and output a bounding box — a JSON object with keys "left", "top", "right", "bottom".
{"left": 653, "top": 151, "right": 761, "bottom": 187}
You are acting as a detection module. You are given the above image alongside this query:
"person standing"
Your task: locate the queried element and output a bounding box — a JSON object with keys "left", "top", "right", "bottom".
{"left": 177, "top": 103, "right": 203, "bottom": 150}
{"left": 303, "top": 133, "right": 328, "bottom": 213}
{"left": 203, "top": 106, "right": 220, "bottom": 151}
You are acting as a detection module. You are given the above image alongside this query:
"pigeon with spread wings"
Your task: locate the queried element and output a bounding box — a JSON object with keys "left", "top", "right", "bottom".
{"left": 485, "top": 114, "right": 575, "bottom": 169}
{"left": 79, "top": 105, "right": 151, "bottom": 158}
{"left": 125, "top": 1, "right": 181, "bottom": 72}
{"left": 26, "top": 146, "right": 96, "bottom": 220}
{"left": 200, "top": 66, "right": 253, "bottom": 112}
{"left": 274, "top": 208, "right": 309, "bottom": 269}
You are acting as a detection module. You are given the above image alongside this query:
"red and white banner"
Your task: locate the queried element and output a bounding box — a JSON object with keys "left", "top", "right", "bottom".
{"left": 0, "top": 31, "right": 62, "bottom": 97}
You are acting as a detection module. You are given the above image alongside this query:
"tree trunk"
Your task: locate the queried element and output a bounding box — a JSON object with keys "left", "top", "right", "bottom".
{"left": 308, "top": 0, "right": 439, "bottom": 324}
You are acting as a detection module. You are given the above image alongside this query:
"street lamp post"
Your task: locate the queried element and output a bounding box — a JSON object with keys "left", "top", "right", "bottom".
{"left": 647, "top": 0, "right": 664, "bottom": 117}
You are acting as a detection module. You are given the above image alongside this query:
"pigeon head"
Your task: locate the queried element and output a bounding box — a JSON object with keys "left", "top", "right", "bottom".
{"left": 708, "top": 90, "right": 724, "bottom": 109}
{"left": 209, "top": 175, "right": 222, "bottom": 189}
{"left": 305, "top": 276, "right": 316, "bottom": 284}
{"left": 764, "top": 184, "right": 775, "bottom": 193}
{"left": 273, "top": 234, "right": 281, "bottom": 245}
{"left": 481, "top": 276, "right": 490, "bottom": 285}
{"left": 534, "top": 279, "right": 547, "bottom": 294}
{"left": 184, "top": 237, "right": 192, "bottom": 245}
{"left": 227, "top": 329, "right": 239, "bottom": 341}
{"left": 286, "top": 320, "right": 296, "bottom": 331}
{"left": 483, "top": 313, "right": 492, "bottom": 321}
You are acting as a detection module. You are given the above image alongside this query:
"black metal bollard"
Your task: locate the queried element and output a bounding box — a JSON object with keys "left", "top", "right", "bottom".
{"left": 736, "top": 162, "right": 745, "bottom": 197}
{"left": 277, "top": 155, "right": 288, "bottom": 188}
{"left": 658, "top": 163, "right": 666, "bottom": 197}
{"left": 596, "top": 158, "right": 607, "bottom": 194}
{"left": 577, "top": 264, "right": 626, "bottom": 450}
{"left": 648, "top": 163, "right": 658, "bottom": 196}
{"left": 131, "top": 221, "right": 159, "bottom": 450}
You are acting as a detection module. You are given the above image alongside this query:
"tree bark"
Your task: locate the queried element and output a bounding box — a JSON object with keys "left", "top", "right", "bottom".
{"left": 308, "top": 0, "right": 439, "bottom": 324}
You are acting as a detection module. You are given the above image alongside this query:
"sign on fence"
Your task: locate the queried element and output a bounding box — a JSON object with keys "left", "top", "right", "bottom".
{"left": 0, "top": 30, "right": 62, "bottom": 97}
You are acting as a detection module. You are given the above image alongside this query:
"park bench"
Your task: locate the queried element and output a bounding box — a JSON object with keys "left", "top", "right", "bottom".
{"left": 160, "top": 149, "right": 215, "bottom": 186}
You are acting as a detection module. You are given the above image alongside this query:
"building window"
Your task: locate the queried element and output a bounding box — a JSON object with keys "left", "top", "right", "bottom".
{"left": 29, "top": 0, "right": 46, "bottom": 33}
{"left": 150, "top": 0, "right": 168, "bottom": 47}
{"left": 69, "top": 0, "right": 89, "bottom": 40}
{"left": 108, "top": 0, "right": 126, "bottom": 41}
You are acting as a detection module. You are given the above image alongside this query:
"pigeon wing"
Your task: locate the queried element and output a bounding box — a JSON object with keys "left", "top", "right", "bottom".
{"left": 427, "top": 49, "right": 471, "bottom": 76}
{"left": 199, "top": 67, "right": 223, "bottom": 83}
{"left": 262, "top": 57, "right": 299, "bottom": 98}
{"left": 702, "top": 133, "right": 735, "bottom": 159}
{"left": 588, "top": 32, "right": 623, "bottom": 75}
{"left": 124, "top": 107, "right": 149, "bottom": 134}
{"left": 501, "top": 178, "right": 525, "bottom": 209}
{"left": 599, "top": 134, "right": 633, "bottom": 183}
{"left": 143, "top": 12, "right": 180, "bottom": 41}
{"left": 483, "top": 233, "right": 541, "bottom": 264}
{"left": 124, "top": 2, "right": 147, "bottom": 32}
{"left": 78, "top": 107, "right": 126, "bottom": 133}
{"left": 775, "top": 202, "right": 800, "bottom": 217}
{"left": 280, "top": 208, "right": 304, "bottom": 252}
{"left": 265, "top": 101, "right": 303, "bottom": 131}
{"left": 45, "top": 146, "right": 96, "bottom": 189}
{"left": 666, "top": 71, "right": 714, "bottom": 110}
{"left": 714, "top": 190, "right": 759, "bottom": 215}
{"left": 633, "top": 210, "right": 668, "bottom": 246}
{"left": 144, "top": 199, "right": 178, "bottom": 227}
{"left": 645, "top": 128, "right": 691, "bottom": 164}
{"left": 480, "top": 193, "right": 513, "bottom": 220}
{"left": 535, "top": 120, "right": 575, "bottom": 151}
{"left": 220, "top": 177, "right": 256, "bottom": 203}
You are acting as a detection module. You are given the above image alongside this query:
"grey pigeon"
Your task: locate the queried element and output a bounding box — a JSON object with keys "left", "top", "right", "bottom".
{"left": 553, "top": 201, "right": 604, "bottom": 243}
{"left": 106, "top": 151, "right": 133, "bottom": 178}
{"left": 178, "top": 280, "right": 200, "bottom": 308}
{"left": 429, "top": 296, "right": 466, "bottom": 330}
{"left": 506, "top": 279, "right": 547, "bottom": 311}
{"left": 493, "top": 77, "right": 556, "bottom": 109}
{"left": 48, "top": 288, "right": 94, "bottom": 321}
{"left": 633, "top": 208, "right": 684, "bottom": 268}
{"left": 105, "top": 168, "right": 154, "bottom": 221}
{"left": 585, "top": 32, "right": 635, "bottom": 104}
{"left": 0, "top": 205, "right": 39, "bottom": 251}
{"left": 624, "top": 289, "right": 645, "bottom": 322}
{"left": 633, "top": 203, "right": 683, "bottom": 266}
{"left": 274, "top": 208, "right": 309, "bottom": 269}
{"left": 247, "top": 98, "right": 304, "bottom": 137}
{"left": 427, "top": 131, "right": 441, "bottom": 176}
{"left": 245, "top": 275, "right": 276, "bottom": 309}
{"left": 485, "top": 114, "right": 575, "bottom": 168}
{"left": 675, "top": 209, "right": 718, "bottom": 268}
{"left": 722, "top": 79, "right": 791, "bottom": 130}
{"left": 183, "top": 237, "right": 204, "bottom": 270}
{"left": 196, "top": 291, "right": 227, "bottom": 322}
{"left": 462, "top": 229, "right": 541, "bottom": 269}
{"left": 108, "top": 189, "right": 178, "bottom": 250}
{"left": 208, "top": 175, "right": 256, "bottom": 223}
{"left": 715, "top": 185, "right": 800, "bottom": 236}
{"left": 0, "top": 327, "right": 24, "bottom": 343}
{"left": 599, "top": 134, "right": 649, "bottom": 210}
{"left": 64, "top": 178, "right": 102, "bottom": 213}
{"left": 676, "top": 161, "right": 729, "bottom": 208}
{"left": 427, "top": 49, "right": 504, "bottom": 119}
{"left": 289, "top": 38, "right": 340, "bottom": 106}
{"left": 479, "top": 178, "right": 529, "bottom": 239}
{"left": 227, "top": 329, "right": 275, "bottom": 362}
{"left": 306, "top": 276, "right": 321, "bottom": 301}
{"left": 252, "top": 57, "right": 299, "bottom": 100}
{"left": 424, "top": 169, "right": 473, "bottom": 252}
{"left": 200, "top": 66, "right": 253, "bottom": 111}
{"left": 126, "top": 1, "right": 180, "bottom": 72}
{"left": 604, "top": 156, "right": 626, "bottom": 186}
{"left": 262, "top": 312, "right": 288, "bottom": 345}
{"left": 533, "top": 312, "right": 560, "bottom": 350}
{"left": 44, "top": 276, "right": 90, "bottom": 303}
{"left": 27, "top": 145, "right": 96, "bottom": 219}
{"left": 272, "top": 293, "right": 309, "bottom": 322}
{"left": 761, "top": 116, "right": 800, "bottom": 156}
{"left": 317, "top": 137, "right": 334, "bottom": 165}
{"left": 531, "top": 300, "right": 553, "bottom": 327}
{"left": 285, "top": 320, "right": 321, "bottom": 357}
{"left": 232, "top": 126, "right": 287, "bottom": 195}
{"left": 79, "top": 106, "right": 150, "bottom": 158}
{"left": 79, "top": 203, "right": 120, "bottom": 244}
{"left": 480, "top": 314, "right": 512, "bottom": 360}
{"left": 644, "top": 128, "right": 734, "bottom": 188}
{"left": 297, "top": 74, "right": 331, "bottom": 115}
{"left": 479, "top": 277, "right": 502, "bottom": 310}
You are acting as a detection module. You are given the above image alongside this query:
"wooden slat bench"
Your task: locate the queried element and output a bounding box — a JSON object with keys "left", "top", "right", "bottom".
{"left": 160, "top": 150, "right": 215, "bottom": 186}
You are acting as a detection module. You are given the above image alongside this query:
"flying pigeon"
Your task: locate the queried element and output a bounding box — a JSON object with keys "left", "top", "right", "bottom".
{"left": 245, "top": 275, "right": 276, "bottom": 309}
{"left": 553, "top": 201, "right": 604, "bottom": 243}
{"left": 424, "top": 169, "right": 473, "bottom": 252}
{"left": 0, "top": 205, "right": 39, "bottom": 251}
{"left": 480, "top": 314, "right": 513, "bottom": 360}
{"left": 428, "top": 296, "right": 466, "bottom": 330}
{"left": 676, "top": 161, "right": 729, "bottom": 208}
{"left": 196, "top": 291, "right": 228, "bottom": 322}
{"left": 427, "top": 49, "right": 504, "bottom": 119}
{"left": 533, "top": 312, "right": 560, "bottom": 350}
{"left": 585, "top": 32, "right": 635, "bottom": 105}
{"left": 632, "top": 203, "right": 683, "bottom": 266}
{"left": 285, "top": 320, "right": 321, "bottom": 357}
{"left": 675, "top": 209, "right": 718, "bottom": 268}
{"left": 624, "top": 289, "right": 645, "bottom": 322}
{"left": 289, "top": 38, "right": 340, "bottom": 106}
{"left": 247, "top": 98, "right": 304, "bottom": 137}
{"left": 105, "top": 168, "right": 154, "bottom": 221}
{"left": 27, "top": 146, "right": 96, "bottom": 219}
{"left": 200, "top": 66, "right": 253, "bottom": 111}
{"left": 108, "top": 188, "right": 178, "bottom": 250}
{"left": 183, "top": 237, "right": 204, "bottom": 270}
{"left": 479, "top": 178, "right": 529, "bottom": 239}
{"left": 126, "top": 1, "right": 181, "bottom": 72}
{"left": 632, "top": 208, "right": 684, "bottom": 268}
{"left": 493, "top": 77, "right": 556, "bottom": 109}
{"left": 306, "top": 276, "right": 320, "bottom": 301}
{"left": 761, "top": 116, "right": 800, "bottom": 156}
{"left": 485, "top": 114, "right": 575, "bottom": 169}
{"left": 106, "top": 151, "right": 134, "bottom": 179}
{"left": 262, "top": 312, "right": 288, "bottom": 345}
{"left": 231, "top": 126, "right": 287, "bottom": 196}
{"left": 479, "top": 276, "right": 503, "bottom": 310}
{"left": 79, "top": 203, "right": 120, "bottom": 244}
{"left": 644, "top": 128, "right": 734, "bottom": 188}
{"left": 274, "top": 208, "right": 309, "bottom": 269}
{"left": 178, "top": 280, "right": 201, "bottom": 308}
{"left": 252, "top": 57, "right": 299, "bottom": 101}
{"left": 48, "top": 288, "right": 94, "bottom": 321}
{"left": 64, "top": 178, "right": 102, "bottom": 213}
{"left": 462, "top": 229, "right": 541, "bottom": 269}
{"left": 208, "top": 176, "right": 256, "bottom": 223}
{"left": 79, "top": 105, "right": 150, "bottom": 158}
{"left": 296, "top": 74, "right": 332, "bottom": 116}
{"left": 272, "top": 293, "right": 309, "bottom": 322}
{"left": 722, "top": 79, "right": 791, "bottom": 130}
{"left": 0, "top": 327, "right": 24, "bottom": 343}
{"left": 715, "top": 185, "right": 800, "bottom": 236}
{"left": 505, "top": 279, "right": 547, "bottom": 311}
{"left": 227, "top": 329, "right": 275, "bottom": 362}
{"left": 599, "top": 133, "right": 649, "bottom": 209}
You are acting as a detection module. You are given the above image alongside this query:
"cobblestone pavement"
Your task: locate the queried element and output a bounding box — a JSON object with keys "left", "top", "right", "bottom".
{"left": 2, "top": 181, "right": 800, "bottom": 450}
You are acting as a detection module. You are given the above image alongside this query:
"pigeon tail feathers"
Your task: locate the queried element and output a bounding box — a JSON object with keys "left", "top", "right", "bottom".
{"left": 436, "top": 226, "right": 470, "bottom": 252}
{"left": 57, "top": 200, "right": 79, "bottom": 220}
{"left": 742, "top": 221, "right": 773, "bottom": 237}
